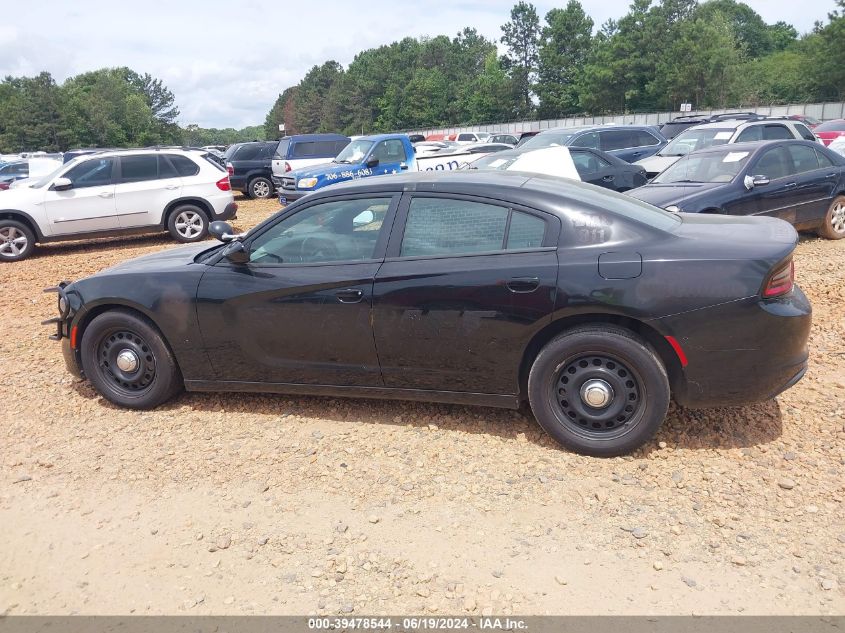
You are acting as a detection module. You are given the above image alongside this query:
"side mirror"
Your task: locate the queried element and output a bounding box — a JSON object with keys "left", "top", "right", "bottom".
{"left": 209, "top": 221, "right": 239, "bottom": 242}
{"left": 366, "top": 158, "right": 379, "bottom": 168}
{"left": 743, "top": 175, "right": 770, "bottom": 190}
{"left": 52, "top": 177, "right": 73, "bottom": 191}
{"left": 222, "top": 240, "right": 250, "bottom": 264}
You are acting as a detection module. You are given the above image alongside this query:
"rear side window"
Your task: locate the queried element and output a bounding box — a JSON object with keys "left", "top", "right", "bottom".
{"left": 168, "top": 155, "right": 200, "bottom": 177}
{"left": 816, "top": 150, "right": 835, "bottom": 168}
{"left": 314, "top": 140, "right": 341, "bottom": 156}
{"left": 119, "top": 155, "right": 158, "bottom": 182}
{"left": 571, "top": 150, "right": 610, "bottom": 175}
{"left": 786, "top": 145, "right": 820, "bottom": 173}
{"left": 506, "top": 211, "right": 546, "bottom": 249}
{"left": 292, "top": 141, "right": 316, "bottom": 158}
{"left": 158, "top": 155, "right": 180, "bottom": 179}
{"left": 763, "top": 125, "right": 794, "bottom": 140}
{"left": 599, "top": 130, "right": 637, "bottom": 151}
{"left": 401, "top": 198, "right": 509, "bottom": 257}
{"left": 258, "top": 144, "right": 275, "bottom": 159}
{"left": 233, "top": 144, "right": 262, "bottom": 160}
{"left": 633, "top": 130, "right": 660, "bottom": 146}
{"left": 794, "top": 124, "right": 817, "bottom": 141}
{"left": 274, "top": 139, "right": 291, "bottom": 159}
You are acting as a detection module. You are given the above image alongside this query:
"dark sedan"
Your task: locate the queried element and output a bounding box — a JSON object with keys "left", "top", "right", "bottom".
{"left": 627, "top": 140, "right": 845, "bottom": 239}
{"left": 470, "top": 147, "right": 647, "bottom": 192}
{"left": 45, "top": 172, "right": 810, "bottom": 457}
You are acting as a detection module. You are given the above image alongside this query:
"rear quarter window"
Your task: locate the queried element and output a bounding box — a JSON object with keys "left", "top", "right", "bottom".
{"left": 233, "top": 145, "right": 262, "bottom": 161}
{"left": 167, "top": 155, "right": 200, "bottom": 177}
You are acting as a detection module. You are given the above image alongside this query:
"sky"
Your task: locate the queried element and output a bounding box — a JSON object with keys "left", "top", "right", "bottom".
{"left": 0, "top": 0, "right": 837, "bottom": 129}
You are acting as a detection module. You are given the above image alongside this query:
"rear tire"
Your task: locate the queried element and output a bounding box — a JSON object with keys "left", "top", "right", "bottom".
{"left": 167, "top": 205, "right": 209, "bottom": 243}
{"left": 527, "top": 325, "right": 670, "bottom": 457}
{"left": 0, "top": 219, "right": 36, "bottom": 262}
{"left": 249, "top": 177, "right": 273, "bottom": 199}
{"left": 817, "top": 195, "right": 845, "bottom": 240}
{"left": 80, "top": 310, "right": 183, "bottom": 409}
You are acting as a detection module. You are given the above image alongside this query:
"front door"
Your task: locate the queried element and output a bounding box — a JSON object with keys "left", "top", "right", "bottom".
{"left": 372, "top": 194, "right": 559, "bottom": 395}
{"left": 196, "top": 194, "right": 398, "bottom": 386}
{"left": 367, "top": 139, "right": 410, "bottom": 175}
{"left": 43, "top": 157, "right": 118, "bottom": 235}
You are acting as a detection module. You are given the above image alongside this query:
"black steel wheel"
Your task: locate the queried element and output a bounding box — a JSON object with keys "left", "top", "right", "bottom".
{"left": 80, "top": 310, "right": 183, "bottom": 409}
{"left": 528, "top": 325, "right": 670, "bottom": 456}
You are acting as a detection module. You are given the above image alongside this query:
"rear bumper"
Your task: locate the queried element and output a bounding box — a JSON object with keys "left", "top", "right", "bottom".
{"left": 657, "top": 286, "right": 812, "bottom": 408}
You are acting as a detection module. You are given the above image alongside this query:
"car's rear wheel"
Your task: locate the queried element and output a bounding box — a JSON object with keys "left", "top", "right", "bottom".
{"left": 818, "top": 195, "right": 845, "bottom": 239}
{"left": 249, "top": 177, "right": 273, "bottom": 199}
{"left": 167, "top": 205, "right": 209, "bottom": 243}
{"left": 80, "top": 310, "right": 183, "bottom": 409}
{"left": 0, "top": 219, "right": 35, "bottom": 262}
{"left": 527, "top": 325, "right": 670, "bottom": 456}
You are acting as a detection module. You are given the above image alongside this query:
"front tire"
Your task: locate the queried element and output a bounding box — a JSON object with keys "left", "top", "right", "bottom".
{"left": 249, "top": 177, "right": 273, "bottom": 199}
{"left": 527, "top": 325, "right": 670, "bottom": 456}
{"left": 80, "top": 310, "right": 183, "bottom": 409}
{"left": 817, "top": 195, "right": 845, "bottom": 240}
{"left": 167, "top": 205, "right": 209, "bottom": 243}
{"left": 0, "top": 219, "right": 36, "bottom": 262}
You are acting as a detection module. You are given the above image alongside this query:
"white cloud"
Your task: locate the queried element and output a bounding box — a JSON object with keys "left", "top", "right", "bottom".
{"left": 0, "top": 0, "right": 835, "bottom": 128}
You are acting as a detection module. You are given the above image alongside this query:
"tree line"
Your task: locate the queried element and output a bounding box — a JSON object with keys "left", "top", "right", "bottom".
{"left": 264, "top": 0, "right": 845, "bottom": 137}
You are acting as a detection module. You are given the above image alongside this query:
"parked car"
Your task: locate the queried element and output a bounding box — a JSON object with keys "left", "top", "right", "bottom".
{"left": 460, "top": 142, "right": 515, "bottom": 154}
{"left": 635, "top": 119, "right": 819, "bottom": 178}
{"left": 515, "top": 131, "right": 541, "bottom": 147}
{"left": 627, "top": 140, "right": 845, "bottom": 239}
{"left": 0, "top": 149, "right": 237, "bottom": 261}
{"left": 407, "top": 134, "right": 426, "bottom": 144}
{"left": 489, "top": 134, "right": 518, "bottom": 145}
{"left": 46, "top": 170, "right": 811, "bottom": 457}
{"left": 224, "top": 141, "right": 278, "bottom": 199}
{"left": 786, "top": 114, "right": 822, "bottom": 129}
{"left": 659, "top": 116, "right": 711, "bottom": 139}
{"left": 520, "top": 125, "right": 668, "bottom": 163}
{"left": 0, "top": 157, "right": 62, "bottom": 189}
{"left": 454, "top": 132, "right": 492, "bottom": 144}
{"left": 270, "top": 134, "right": 350, "bottom": 194}
{"left": 828, "top": 136, "right": 845, "bottom": 158}
{"left": 0, "top": 161, "right": 31, "bottom": 188}
{"left": 471, "top": 146, "right": 647, "bottom": 192}
{"left": 814, "top": 119, "right": 845, "bottom": 146}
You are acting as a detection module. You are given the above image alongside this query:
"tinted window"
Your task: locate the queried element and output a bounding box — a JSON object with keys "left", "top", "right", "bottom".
{"left": 120, "top": 155, "right": 158, "bottom": 182}
{"left": 458, "top": 134, "right": 474, "bottom": 141}
{"left": 401, "top": 198, "right": 509, "bottom": 257}
{"left": 334, "top": 140, "right": 350, "bottom": 155}
{"left": 753, "top": 147, "right": 792, "bottom": 180}
{"left": 570, "top": 150, "right": 610, "bottom": 175}
{"left": 506, "top": 211, "right": 546, "bottom": 249}
{"left": 763, "top": 125, "right": 794, "bottom": 141}
{"left": 736, "top": 125, "right": 763, "bottom": 143}
{"left": 794, "top": 124, "right": 817, "bottom": 141}
{"left": 274, "top": 139, "right": 291, "bottom": 159}
{"left": 291, "top": 141, "right": 317, "bottom": 158}
{"left": 158, "top": 155, "right": 180, "bottom": 179}
{"left": 233, "top": 144, "right": 262, "bottom": 161}
{"left": 63, "top": 158, "right": 114, "bottom": 188}
{"left": 372, "top": 139, "right": 408, "bottom": 163}
{"left": 599, "top": 130, "right": 637, "bottom": 151}
{"left": 314, "top": 140, "right": 340, "bottom": 156}
{"left": 816, "top": 149, "right": 835, "bottom": 168}
{"left": 786, "top": 145, "right": 820, "bottom": 173}
{"left": 168, "top": 155, "right": 200, "bottom": 177}
{"left": 634, "top": 130, "right": 660, "bottom": 146}
{"left": 571, "top": 131, "right": 600, "bottom": 149}
{"left": 258, "top": 144, "right": 275, "bottom": 159}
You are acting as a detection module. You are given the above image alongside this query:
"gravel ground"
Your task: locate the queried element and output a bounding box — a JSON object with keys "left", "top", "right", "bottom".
{"left": 1, "top": 195, "right": 843, "bottom": 616}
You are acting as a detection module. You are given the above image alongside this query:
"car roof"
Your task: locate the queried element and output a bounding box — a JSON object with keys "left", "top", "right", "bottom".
{"left": 284, "top": 133, "right": 349, "bottom": 141}
{"left": 539, "top": 124, "right": 658, "bottom": 134}
{"left": 67, "top": 148, "right": 207, "bottom": 159}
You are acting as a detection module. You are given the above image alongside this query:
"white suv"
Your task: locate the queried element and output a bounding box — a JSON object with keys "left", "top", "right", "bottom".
{"left": 636, "top": 119, "right": 820, "bottom": 177}
{"left": 0, "top": 149, "right": 237, "bottom": 262}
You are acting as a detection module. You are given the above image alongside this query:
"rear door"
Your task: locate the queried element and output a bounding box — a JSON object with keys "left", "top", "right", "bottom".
{"left": 372, "top": 194, "right": 559, "bottom": 395}
{"left": 114, "top": 154, "right": 182, "bottom": 228}
{"left": 784, "top": 144, "right": 838, "bottom": 225}
{"left": 43, "top": 157, "right": 118, "bottom": 235}
{"left": 743, "top": 145, "right": 800, "bottom": 222}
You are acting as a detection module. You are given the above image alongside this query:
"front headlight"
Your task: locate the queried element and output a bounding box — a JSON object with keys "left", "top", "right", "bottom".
{"left": 58, "top": 295, "right": 68, "bottom": 316}
{"left": 298, "top": 177, "right": 318, "bottom": 189}
{"left": 664, "top": 205, "right": 680, "bottom": 213}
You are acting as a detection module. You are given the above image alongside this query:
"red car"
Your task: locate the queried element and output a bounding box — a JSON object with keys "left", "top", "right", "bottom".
{"left": 787, "top": 114, "right": 822, "bottom": 129}
{"left": 814, "top": 119, "right": 845, "bottom": 146}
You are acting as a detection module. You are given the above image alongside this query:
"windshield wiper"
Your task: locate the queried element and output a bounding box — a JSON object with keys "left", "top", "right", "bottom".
{"left": 665, "top": 179, "right": 700, "bottom": 183}
{"left": 335, "top": 159, "right": 352, "bottom": 164}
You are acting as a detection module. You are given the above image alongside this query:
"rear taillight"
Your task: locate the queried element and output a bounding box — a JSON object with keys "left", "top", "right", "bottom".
{"left": 226, "top": 163, "right": 234, "bottom": 176}
{"left": 763, "top": 259, "right": 794, "bottom": 298}
{"left": 284, "top": 162, "right": 291, "bottom": 173}
{"left": 216, "top": 176, "right": 231, "bottom": 191}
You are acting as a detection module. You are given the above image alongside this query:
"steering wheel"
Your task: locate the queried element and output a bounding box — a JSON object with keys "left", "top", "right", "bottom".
{"left": 300, "top": 236, "right": 339, "bottom": 262}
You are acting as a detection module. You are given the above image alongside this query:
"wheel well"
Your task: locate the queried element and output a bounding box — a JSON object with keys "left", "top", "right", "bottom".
{"left": 162, "top": 198, "right": 213, "bottom": 227}
{"left": 518, "top": 314, "right": 683, "bottom": 401}
{"left": 0, "top": 211, "right": 42, "bottom": 240}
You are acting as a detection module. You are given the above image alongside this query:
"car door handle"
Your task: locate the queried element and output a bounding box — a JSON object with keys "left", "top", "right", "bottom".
{"left": 335, "top": 288, "right": 364, "bottom": 303}
{"left": 826, "top": 173, "right": 837, "bottom": 178}
{"left": 98, "top": 191, "right": 114, "bottom": 198}
{"left": 165, "top": 184, "right": 179, "bottom": 190}
{"left": 602, "top": 175, "right": 615, "bottom": 181}
{"left": 506, "top": 277, "right": 540, "bottom": 293}
{"left": 784, "top": 182, "right": 797, "bottom": 189}
{"left": 400, "top": 163, "right": 408, "bottom": 170}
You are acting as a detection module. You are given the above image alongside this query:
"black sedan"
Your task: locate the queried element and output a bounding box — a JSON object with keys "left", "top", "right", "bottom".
{"left": 470, "top": 147, "right": 647, "bottom": 192}
{"left": 45, "top": 172, "right": 811, "bottom": 457}
{"left": 627, "top": 140, "right": 845, "bottom": 239}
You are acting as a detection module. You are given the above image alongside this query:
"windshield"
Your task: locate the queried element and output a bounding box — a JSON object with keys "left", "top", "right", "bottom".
{"left": 334, "top": 139, "right": 373, "bottom": 163}
{"left": 519, "top": 131, "right": 578, "bottom": 150}
{"left": 660, "top": 128, "right": 733, "bottom": 156}
{"left": 653, "top": 149, "right": 751, "bottom": 184}
{"left": 816, "top": 120, "right": 845, "bottom": 132}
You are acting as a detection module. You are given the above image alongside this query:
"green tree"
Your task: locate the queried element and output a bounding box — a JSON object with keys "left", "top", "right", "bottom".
{"left": 806, "top": 1, "right": 845, "bottom": 101}
{"left": 536, "top": 1, "right": 593, "bottom": 118}
{"left": 501, "top": 1, "right": 541, "bottom": 117}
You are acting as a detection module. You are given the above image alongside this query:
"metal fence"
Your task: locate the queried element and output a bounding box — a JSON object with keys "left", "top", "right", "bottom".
{"left": 410, "top": 102, "right": 845, "bottom": 137}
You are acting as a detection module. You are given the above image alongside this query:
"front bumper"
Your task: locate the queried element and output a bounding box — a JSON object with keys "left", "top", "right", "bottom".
{"left": 43, "top": 282, "right": 83, "bottom": 378}
{"left": 657, "top": 285, "right": 812, "bottom": 408}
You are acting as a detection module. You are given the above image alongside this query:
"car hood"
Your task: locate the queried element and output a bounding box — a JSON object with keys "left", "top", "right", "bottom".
{"left": 97, "top": 243, "right": 216, "bottom": 275}
{"left": 0, "top": 186, "right": 42, "bottom": 202}
{"left": 626, "top": 182, "right": 725, "bottom": 209}
{"left": 634, "top": 154, "right": 681, "bottom": 173}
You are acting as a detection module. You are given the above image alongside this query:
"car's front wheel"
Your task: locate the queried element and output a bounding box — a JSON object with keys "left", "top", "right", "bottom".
{"left": 80, "top": 310, "right": 183, "bottom": 409}
{"left": 527, "top": 325, "right": 670, "bottom": 456}
{"left": 0, "top": 219, "right": 36, "bottom": 262}
{"left": 167, "top": 205, "right": 209, "bottom": 243}
{"left": 818, "top": 195, "right": 845, "bottom": 240}
{"left": 248, "top": 177, "right": 273, "bottom": 199}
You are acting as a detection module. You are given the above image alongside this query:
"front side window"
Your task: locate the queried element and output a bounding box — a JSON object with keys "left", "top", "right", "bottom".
{"left": 752, "top": 147, "right": 793, "bottom": 180}
{"left": 63, "top": 158, "right": 114, "bottom": 188}
{"left": 248, "top": 197, "right": 391, "bottom": 264}
{"left": 634, "top": 130, "right": 660, "bottom": 146}
{"left": 119, "top": 155, "right": 158, "bottom": 182}
{"left": 371, "top": 139, "right": 408, "bottom": 163}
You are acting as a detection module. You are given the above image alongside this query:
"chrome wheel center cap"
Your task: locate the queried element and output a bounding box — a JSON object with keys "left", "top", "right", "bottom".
{"left": 116, "top": 349, "right": 139, "bottom": 373}
{"left": 581, "top": 379, "right": 613, "bottom": 408}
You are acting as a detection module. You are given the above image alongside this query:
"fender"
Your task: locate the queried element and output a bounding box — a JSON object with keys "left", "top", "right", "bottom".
{"left": 0, "top": 208, "right": 46, "bottom": 240}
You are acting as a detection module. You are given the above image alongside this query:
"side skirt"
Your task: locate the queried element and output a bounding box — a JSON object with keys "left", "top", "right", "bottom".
{"left": 184, "top": 380, "right": 521, "bottom": 410}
